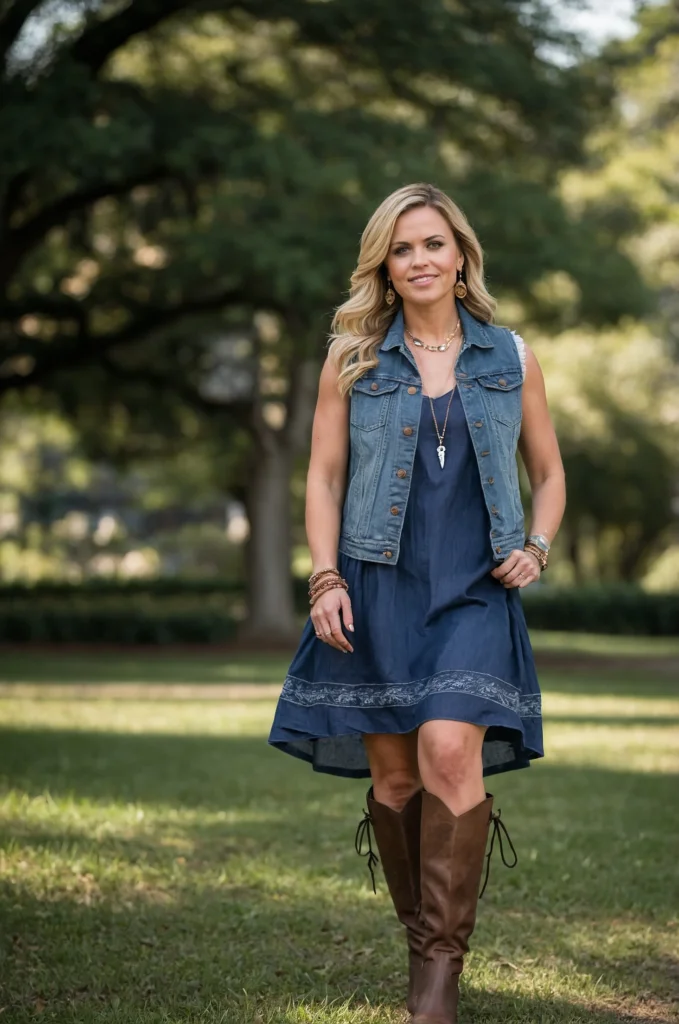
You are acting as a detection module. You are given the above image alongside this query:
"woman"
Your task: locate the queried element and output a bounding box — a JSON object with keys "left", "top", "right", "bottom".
{"left": 268, "top": 183, "right": 566, "bottom": 1024}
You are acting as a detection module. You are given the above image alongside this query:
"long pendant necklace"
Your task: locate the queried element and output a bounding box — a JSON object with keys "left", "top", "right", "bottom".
{"left": 422, "top": 332, "right": 464, "bottom": 469}
{"left": 430, "top": 386, "right": 456, "bottom": 468}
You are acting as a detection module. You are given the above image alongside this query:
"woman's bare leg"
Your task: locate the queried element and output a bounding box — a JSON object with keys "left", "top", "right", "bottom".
{"left": 417, "top": 720, "right": 487, "bottom": 815}
{"left": 362, "top": 730, "right": 422, "bottom": 809}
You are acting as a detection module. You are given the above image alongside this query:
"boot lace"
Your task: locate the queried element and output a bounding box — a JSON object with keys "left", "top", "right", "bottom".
{"left": 354, "top": 807, "right": 379, "bottom": 894}
{"left": 479, "top": 807, "right": 518, "bottom": 898}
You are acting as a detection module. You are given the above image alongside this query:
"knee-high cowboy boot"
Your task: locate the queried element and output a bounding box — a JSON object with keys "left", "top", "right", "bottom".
{"left": 355, "top": 786, "right": 428, "bottom": 1017}
{"left": 413, "top": 791, "right": 517, "bottom": 1024}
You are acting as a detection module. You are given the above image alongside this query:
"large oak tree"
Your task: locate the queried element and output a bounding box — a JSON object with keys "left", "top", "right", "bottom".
{"left": 0, "top": 0, "right": 647, "bottom": 638}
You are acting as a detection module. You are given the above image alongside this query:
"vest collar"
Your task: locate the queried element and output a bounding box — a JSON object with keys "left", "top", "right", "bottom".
{"left": 379, "top": 298, "right": 495, "bottom": 353}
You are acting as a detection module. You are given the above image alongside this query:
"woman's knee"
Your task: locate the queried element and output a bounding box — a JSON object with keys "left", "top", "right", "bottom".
{"left": 418, "top": 721, "right": 485, "bottom": 789}
{"left": 371, "top": 768, "right": 422, "bottom": 810}
{"left": 363, "top": 732, "right": 421, "bottom": 809}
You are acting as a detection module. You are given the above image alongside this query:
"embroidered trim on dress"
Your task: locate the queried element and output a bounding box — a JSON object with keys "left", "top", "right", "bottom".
{"left": 280, "top": 669, "right": 542, "bottom": 718}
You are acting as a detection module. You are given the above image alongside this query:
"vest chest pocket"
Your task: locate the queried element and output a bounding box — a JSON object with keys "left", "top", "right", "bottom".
{"left": 350, "top": 378, "right": 400, "bottom": 431}
{"left": 476, "top": 370, "right": 523, "bottom": 426}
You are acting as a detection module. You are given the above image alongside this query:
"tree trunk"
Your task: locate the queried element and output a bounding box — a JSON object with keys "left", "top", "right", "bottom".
{"left": 240, "top": 439, "right": 299, "bottom": 645}
{"left": 239, "top": 353, "right": 318, "bottom": 646}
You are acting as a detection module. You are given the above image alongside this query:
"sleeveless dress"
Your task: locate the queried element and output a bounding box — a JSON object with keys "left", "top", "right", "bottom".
{"left": 268, "top": 372, "right": 544, "bottom": 779}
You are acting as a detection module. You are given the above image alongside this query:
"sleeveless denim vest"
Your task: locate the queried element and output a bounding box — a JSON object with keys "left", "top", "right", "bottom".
{"left": 338, "top": 300, "right": 525, "bottom": 565}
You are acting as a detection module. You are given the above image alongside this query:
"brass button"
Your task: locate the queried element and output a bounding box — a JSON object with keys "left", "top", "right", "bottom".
{"left": 498, "top": 378, "right": 507, "bottom": 386}
{"left": 384, "top": 550, "right": 393, "bottom": 558}
{"left": 495, "top": 546, "right": 503, "bottom": 553}
{"left": 488, "top": 476, "right": 495, "bottom": 484}
{"left": 390, "top": 506, "right": 400, "bottom": 515}
{"left": 481, "top": 450, "right": 490, "bottom": 456}
{"left": 397, "top": 469, "right": 407, "bottom": 478}
{"left": 403, "top": 426, "right": 413, "bottom": 436}
{"left": 370, "top": 381, "right": 379, "bottom": 390}
{"left": 474, "top": 420, "right": 483, "bottom": 428}
{"left": 407, "top": 386, "right": 417, "bottom": 394}
{"left": 491, "top": 506, "right": 499, "bottom": 516}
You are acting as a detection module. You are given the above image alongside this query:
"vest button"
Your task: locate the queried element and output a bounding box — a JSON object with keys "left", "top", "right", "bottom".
{"left": 481, "top": 450, "right": 490, "bottom": 457}
{"left": 474, "top": 420, "right": 483, "bottom": 428}
{"left": 370, "top": 382, "right": 379, "bottom": 390}
{"left": 495, "top": 546, "right": 503, "bottom": 554}
{"left": 488, "top": 476, "right": 495, "bottom": 484}
{"left": 403, "top": 426, "right": 413, "bottom": 436}
{"left": 498, "top": 378, "right": 507, "bottom": 386}
{"left": 397, "top": 469, "right": 407, "bottom": 478}
{"left": 384, "top": 549, "right": 393, "bottom": 558}
{"left": 390, "top": 506, "right": 400, "bottom": 515}
{"left": 407, "top": 386, "right": 417, "bottom": 394}
{"left": 491, "top": 506, "right": 499, "bottom": 516}
{"left": 458, "top": 372, "right": 467, "bottom": 378}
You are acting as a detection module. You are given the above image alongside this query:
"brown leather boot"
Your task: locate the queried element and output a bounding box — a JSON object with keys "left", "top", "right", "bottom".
{"left": 413, "top": 791, "right": 517, "bottom": 1024}
{"left": 355, "top": 786, "right": 428, "bottom": 1017}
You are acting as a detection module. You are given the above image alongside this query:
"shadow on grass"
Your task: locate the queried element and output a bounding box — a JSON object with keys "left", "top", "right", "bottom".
{"left": 541, "top": 715, "right": 679, "bottom": 727}
{"left": 1, "top": 718, "right": 678, "bottom": 1022}
{"left": 0, "top": 728, "right": 677, "bottom": 913}
{"left": 2, "top": 877, "right": 677, "bottom": 1024}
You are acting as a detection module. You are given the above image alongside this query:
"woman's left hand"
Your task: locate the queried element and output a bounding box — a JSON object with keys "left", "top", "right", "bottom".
{"left": 490, "top": 549, "right": 541, "bottom": 588}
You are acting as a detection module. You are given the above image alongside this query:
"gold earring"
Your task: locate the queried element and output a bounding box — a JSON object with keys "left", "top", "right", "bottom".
{"left": 385, "top": 277, "right": 396, "bottom": 306}
{"left": 454, "top": 268, "right": 467, "bottom": 299}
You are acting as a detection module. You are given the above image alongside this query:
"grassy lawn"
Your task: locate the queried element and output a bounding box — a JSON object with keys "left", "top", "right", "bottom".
{"left": 0, "top": 642, "right": 677, "bottom": 1023}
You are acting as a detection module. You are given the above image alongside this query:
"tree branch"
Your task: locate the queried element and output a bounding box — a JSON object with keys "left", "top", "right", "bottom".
{"left": 0, "top": 168, "right": 170, "bottom": 287}
{"left": 0, "top": 287, "right": 245, "bottom": 393}
{"left": 0, "top": 0, "right": 44, "bottom": 66}
{"left": 68, "top": 0, "right": 195, "bottom": 75}
{"left": 100, "top": 353, "right": 255, "bottom": 430}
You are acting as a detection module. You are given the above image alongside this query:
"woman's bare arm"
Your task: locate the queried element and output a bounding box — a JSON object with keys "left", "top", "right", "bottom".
{"left": 305, "top": 355, "right": 354, "bottom": 651}
{"left": 306, "top": 355, "right": 350, "bottom": 572}
{"left": 491, "top": 344, "right": 566, "bottom": 588}
{"left": 516, "top": 345, "right": 566, "bottom": 545}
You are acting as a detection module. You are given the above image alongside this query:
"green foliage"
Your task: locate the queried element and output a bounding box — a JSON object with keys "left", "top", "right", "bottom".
{"left": 2, "top": 580, "right": 678, "bottom": 639}
{"left": 521, "top": 584, "right": 679, "bottom": 636}
{"left": 0, "top": 0, "right": 645, "bottom": 419}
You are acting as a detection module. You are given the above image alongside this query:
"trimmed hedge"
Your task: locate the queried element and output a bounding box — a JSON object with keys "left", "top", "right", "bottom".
{"left": 0, "top": 581, "right": 676, "bottom": 643}
{"left": 520, "top": 585, "right": 679, "bottom": 637}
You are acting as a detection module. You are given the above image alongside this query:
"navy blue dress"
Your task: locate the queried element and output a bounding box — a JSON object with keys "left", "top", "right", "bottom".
{"left": 268, "top": 385, "right": 544, "bottom": 778}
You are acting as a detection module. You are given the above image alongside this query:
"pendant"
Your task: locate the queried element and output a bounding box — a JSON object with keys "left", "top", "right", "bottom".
{"left": 437, "top": 444, "right": 446, "bottom": 469}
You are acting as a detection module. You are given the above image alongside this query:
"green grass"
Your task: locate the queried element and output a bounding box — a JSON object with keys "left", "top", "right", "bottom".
{"left": 0, "top": 645, "right": 677, "bottom": 1023}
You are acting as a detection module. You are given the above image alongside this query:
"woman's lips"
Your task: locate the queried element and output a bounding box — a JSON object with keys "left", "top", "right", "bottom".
{"left": 409, "top": 274, "right": 438, "bottom": 286}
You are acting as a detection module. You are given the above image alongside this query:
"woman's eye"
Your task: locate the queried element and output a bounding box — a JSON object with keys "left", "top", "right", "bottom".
{"left": 392, "top": 241, "right": 444, "bottom": 255}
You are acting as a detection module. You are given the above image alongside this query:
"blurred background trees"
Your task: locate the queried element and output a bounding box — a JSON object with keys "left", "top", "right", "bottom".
{"left": 0, "top": 0, "right": 677, "bottom": 642}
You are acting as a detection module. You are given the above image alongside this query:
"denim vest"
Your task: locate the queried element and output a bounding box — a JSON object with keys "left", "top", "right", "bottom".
{"left": 338, "top": 300, "right": 525, "bottom": 565}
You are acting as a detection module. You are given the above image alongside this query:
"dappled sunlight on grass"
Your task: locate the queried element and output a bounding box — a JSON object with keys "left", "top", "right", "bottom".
{"left": 0, "top": 649, "right": 677, "bottom": 1023}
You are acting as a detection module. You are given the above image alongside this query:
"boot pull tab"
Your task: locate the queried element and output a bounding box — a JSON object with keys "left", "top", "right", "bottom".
{"left": 479, "top": 807, "right": 518, "bottom": 899}
{"left": 354, "top": 808, "right": 380, "bottom": 894}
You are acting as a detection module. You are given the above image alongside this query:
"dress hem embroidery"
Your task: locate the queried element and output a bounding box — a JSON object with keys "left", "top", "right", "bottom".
{"left": 280, "top": 668, "right": 541, "bottom": 717}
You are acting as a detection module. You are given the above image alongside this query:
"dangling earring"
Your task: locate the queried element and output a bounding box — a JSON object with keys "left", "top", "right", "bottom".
{"left": 385, "top": 277, "right": 396, "bottom": 306}
{"left": 454, "top": 268, "right": 468, "bottom": 299}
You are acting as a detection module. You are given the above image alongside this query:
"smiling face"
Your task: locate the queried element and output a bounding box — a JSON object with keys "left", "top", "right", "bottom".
{"left": 384, "top": 204, "right": 464, "bottom": 308}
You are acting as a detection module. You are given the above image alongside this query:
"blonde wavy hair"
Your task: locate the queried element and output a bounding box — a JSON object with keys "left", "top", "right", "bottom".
{"left": 329, "top": 183, "right": 497, "bottom": 397}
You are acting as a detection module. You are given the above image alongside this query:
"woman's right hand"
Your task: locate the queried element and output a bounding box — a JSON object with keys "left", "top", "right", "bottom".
{"left": 311, "top": 587, "right": 354, "bottom": 653}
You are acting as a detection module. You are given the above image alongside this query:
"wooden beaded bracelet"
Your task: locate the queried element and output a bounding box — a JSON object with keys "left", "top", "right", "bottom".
{"left": 524, "top": 542, "right": 548, "bottom": 571}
